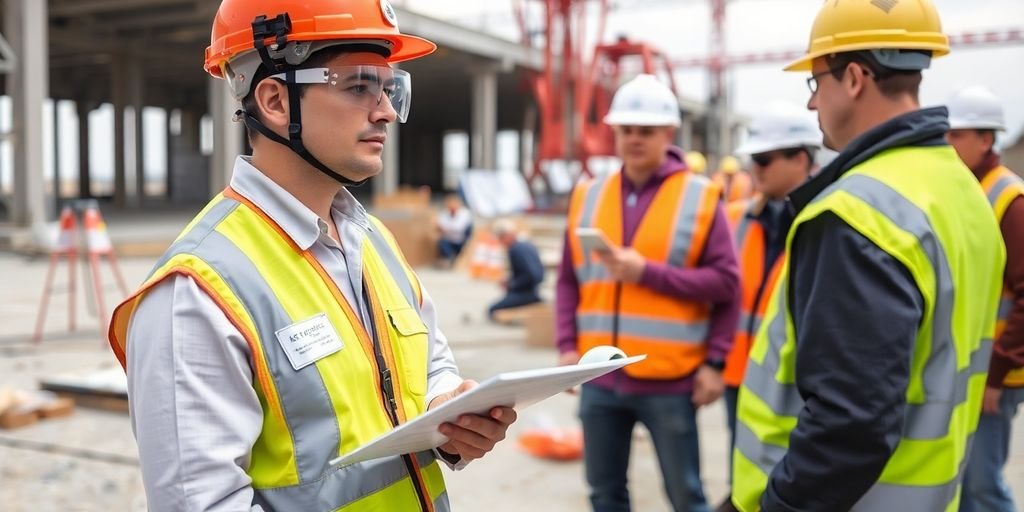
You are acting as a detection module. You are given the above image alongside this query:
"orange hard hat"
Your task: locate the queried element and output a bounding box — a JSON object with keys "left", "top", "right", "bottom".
{"left": 205, "top": 0, "right": 436, "bottom": 99}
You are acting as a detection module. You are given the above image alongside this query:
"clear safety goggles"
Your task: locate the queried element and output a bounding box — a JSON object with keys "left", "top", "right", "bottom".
{"left": 271, "top": 65, "right": 413, "bottom": 123}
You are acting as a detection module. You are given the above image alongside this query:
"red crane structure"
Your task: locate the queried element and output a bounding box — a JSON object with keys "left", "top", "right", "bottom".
{"left": 514, "top": 0, "right": 680, "bottom": 193}
{"left": 510, "top": 0, "right": 1023, "bottom": 195}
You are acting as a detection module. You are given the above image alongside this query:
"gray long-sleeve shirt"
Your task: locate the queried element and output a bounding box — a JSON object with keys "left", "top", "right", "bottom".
{"left": 126, "top": 157, "right": 464, "bottom": 511}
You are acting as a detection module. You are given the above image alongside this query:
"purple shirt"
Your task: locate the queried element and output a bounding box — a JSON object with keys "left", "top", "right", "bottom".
{"left": 555, "top": 147, "right": 741, "bottom": 394}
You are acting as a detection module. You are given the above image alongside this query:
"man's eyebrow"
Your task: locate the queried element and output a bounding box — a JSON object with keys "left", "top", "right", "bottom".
{"left": 339, "top": 72, "right": 384, "bottom": 85}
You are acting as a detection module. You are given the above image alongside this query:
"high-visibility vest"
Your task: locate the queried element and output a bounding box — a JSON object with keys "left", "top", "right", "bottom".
{"left": 981, "top": 165, "right": 1024, "bottom": 387}
{"left": 713, "top": 172, "right": 755, "bottom": 203}
{"left": 567, "top": 171, "right": 719, "bottom": 380}
{"left": 733, "top": 146, "right": 1005, "bottom": 512}
{"left": 722, "top": 200, "right": 784, "bottom": 388}
{"left": 109, "top": 189, "right": 449, "bottom": 512}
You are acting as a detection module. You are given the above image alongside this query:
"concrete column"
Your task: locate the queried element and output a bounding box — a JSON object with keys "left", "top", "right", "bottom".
{"left": 521, "top": 103, "right": 537, "bottom": 177}
{"left": 52, "top": 100, "right": 61, "bottom": 215}
{"left": 180, "top": 108, "right": 202, "bottom": 152}
{"left": 111, "top": 60, "right": 127, "bottom": 207}
{"left": 165, "top": 109, "right": 174, "bottom": 199}
{"left": 209, "top": 76, "right": 244, "bottom": 195}
{"left": 4, "top": 0, "right": 48, "bottom": 229}
{"left": 380, "top": 122, "right": 400, "bottom": 197}
{"left": 77, "top": 101, "right": 92, "bottom": 198}
{"left": 470, "top": 68, "right": 498, "bottom": 170}
{"left": 680, "top": 115, "right": 695, "bottom": 152}
{"left": 127, "top": 55, "right": 145, "bottom": 205}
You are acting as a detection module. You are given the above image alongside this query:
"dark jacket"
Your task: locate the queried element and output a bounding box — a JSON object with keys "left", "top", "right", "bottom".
{"left": 761, "top": 108, "right": 953, "bottom": 511}
{"left": 507, "top": 240, "right": 545, "bottom": 296}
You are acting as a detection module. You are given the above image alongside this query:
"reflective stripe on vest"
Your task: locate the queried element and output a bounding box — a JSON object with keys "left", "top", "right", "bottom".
{"left": 109, "top": 193, "right": 445, "bottom": 511}
{"left": 567, "top": 171, "right": 717, "bottom": 379}
{"left": 732, "top": 146, "right": 1005, "bottom": 512}
{"left": 723, "top": 200, "right": 785, "bottom": 387}
{"left": 981, "top": 166, "right": 1024, "bottom": 387}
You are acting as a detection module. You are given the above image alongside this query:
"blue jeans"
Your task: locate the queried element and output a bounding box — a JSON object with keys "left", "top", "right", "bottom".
{"left": 579, "top": 385, "right": 709, "bottom": 512}
{"left": 438, "top": 239, "right": 466, "bottom": 260}
{"left": 488, "top": 291, "right": 541, "bottom": 317}
{"left": 960, "top": 387, "right": 1024, "bottom": 512}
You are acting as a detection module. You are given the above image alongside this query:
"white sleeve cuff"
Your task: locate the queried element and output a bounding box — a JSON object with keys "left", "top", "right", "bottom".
{"left": 425, "top": 371, "right": 464, "bottom": 407}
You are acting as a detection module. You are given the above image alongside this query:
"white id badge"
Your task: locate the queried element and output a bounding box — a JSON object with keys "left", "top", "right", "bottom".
{"left": 275, "top": 313, "right": 344, "bottom": 371}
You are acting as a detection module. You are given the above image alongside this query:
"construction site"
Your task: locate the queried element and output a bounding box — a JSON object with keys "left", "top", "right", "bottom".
{"left": 1, "top": 0, "right": 1023, "bottom": 511}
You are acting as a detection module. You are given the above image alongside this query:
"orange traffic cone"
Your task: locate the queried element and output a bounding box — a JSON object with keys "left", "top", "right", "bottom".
{"left": 468, "top": 231, "right": 506, "bottom": 281}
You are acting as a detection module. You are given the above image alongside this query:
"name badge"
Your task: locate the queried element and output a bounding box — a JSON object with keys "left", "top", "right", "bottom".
{"left": 275, "top": 313, "right": 344, "bottom": 371}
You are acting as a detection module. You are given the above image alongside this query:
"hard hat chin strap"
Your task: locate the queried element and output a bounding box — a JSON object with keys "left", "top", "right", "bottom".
{"left": 244, "top": 14, "right": 369, "bottom": 188}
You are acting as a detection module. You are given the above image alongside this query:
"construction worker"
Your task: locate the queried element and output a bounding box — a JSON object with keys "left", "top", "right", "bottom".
{"left": 488, "top": 219, "right": 545, "bottom": 320}
{"left": 712, "top": 156, "right": 754, "bottom": 203}
{"left": 107, "top": 1, "right": 516, "bottom": 509}
{"left": 946, "top": 85, "right": 1024, "bottom": 512}
{"left": 556, "top": 74, "right": 741, "bottom": 512}
{"left": 686, "top": 150, "right": 708, "bottom": 174}
{"left": 717, "top": 104, "right": 821, "bottom": 512}
{"left": 731, "top": 1, "right": 1007, "bottom": 511}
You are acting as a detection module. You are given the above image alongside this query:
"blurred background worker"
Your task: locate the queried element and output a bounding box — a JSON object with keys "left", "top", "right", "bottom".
{"left": 712, "top": 156, "right": 754, "bottom": 203}
{"left": 716, "top": 103, "right": 821, "bottom": 512}
{"left": 487, "top": 219, "right": 545, "bottom": 320}
{"left": 556, "top": 73, "right": 740, "bottom": 512}
{"left": 731, "top": 1, "right": 1006, "bottom": 511}
{"left": 686, "top": 151, "right": 709, "bottom": 175}
{"left": 436, "top": 193, "right": 474, "bottom": 268}
{"left": 946, "top": 85, "right": 1024, "bottom": 512}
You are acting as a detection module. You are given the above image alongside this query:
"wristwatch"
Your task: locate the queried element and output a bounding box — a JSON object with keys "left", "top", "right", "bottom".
{"left": 704, "top": 359, "right": 726, "bottom": 372}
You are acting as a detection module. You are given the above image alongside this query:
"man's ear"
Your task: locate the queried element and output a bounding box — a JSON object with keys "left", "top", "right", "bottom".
{"left": 846, "top": 62, "right": 870, "bottom": 100}
{"left": 252, "top": 78, "right": 291, "bottom": 135}
{"left": 981, "top": 131, "right": 996, "bottom": 153}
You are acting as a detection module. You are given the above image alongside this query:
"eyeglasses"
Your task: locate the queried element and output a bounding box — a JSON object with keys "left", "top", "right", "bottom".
{"left": 271, "top": 65, "right": 413, "bottom": 123}
{"left": 806, "top": 62, "right": 876, "bottom": 95}
{"left": 806, "top": 67, "right": 841, "bottom": 95}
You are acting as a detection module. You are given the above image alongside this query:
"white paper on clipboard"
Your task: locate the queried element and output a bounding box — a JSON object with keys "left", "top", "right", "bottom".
{"left": 329, "top": 355, "right": 645, "bottom": 468}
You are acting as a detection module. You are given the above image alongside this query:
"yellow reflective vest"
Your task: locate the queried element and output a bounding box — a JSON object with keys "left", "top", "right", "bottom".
{"left": 732, "top": 146, "right": 1005, "bottom": 512}
{"left": 109, "top": 189, "right": 448, "bottom": 512}
{"left": 980, "top": 165, "right": 1024, "bottom": 387}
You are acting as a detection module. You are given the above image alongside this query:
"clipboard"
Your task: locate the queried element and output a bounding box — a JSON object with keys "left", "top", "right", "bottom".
{"left": 329, "top": 354, "right": 645, "bottom": 467}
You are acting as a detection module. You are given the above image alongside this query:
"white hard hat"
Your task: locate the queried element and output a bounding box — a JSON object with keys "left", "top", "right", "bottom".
{"left": 736, "top": 103, "right": 822, "bottom": 155}
{"left": 603, "top": 74, "right": 681, "bottom": 127}
{"left": 947, "top": 86, "right": 1006, "bottom": 131}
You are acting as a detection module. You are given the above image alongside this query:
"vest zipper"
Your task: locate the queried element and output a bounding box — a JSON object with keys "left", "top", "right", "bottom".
{"left": 364, "top": 288, "right": 433, "bottom": 512}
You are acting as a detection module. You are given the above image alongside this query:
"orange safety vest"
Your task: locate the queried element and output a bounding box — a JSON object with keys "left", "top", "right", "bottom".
{"left": 713, "top": 172, "right": 755, "bottom": 203}
{"left": 981, "top": 165, "right": 1024, "bottom": 388}
{"left": 567, "top": 171, "right": 719, "bottom": 380}
{"left": 722, "top": 199, "right": 784, "bottom": 387}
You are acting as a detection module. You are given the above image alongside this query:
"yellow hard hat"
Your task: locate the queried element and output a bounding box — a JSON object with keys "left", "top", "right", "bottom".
{"left": 685, "top": 151, "right": 707, "bottom": 174}
{"left": 784, "top": 0, "right": 949, "bottom": 72}
{"left": 719, "top": 156, "right": 741, "bottom": 175}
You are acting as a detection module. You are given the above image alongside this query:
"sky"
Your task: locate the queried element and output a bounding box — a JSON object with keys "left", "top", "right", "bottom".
{"left": 401, "top": 0, "right": 1024, "bottom": 146}
{"left": 2, "top": 0, "right": 1020, "bottom": 191}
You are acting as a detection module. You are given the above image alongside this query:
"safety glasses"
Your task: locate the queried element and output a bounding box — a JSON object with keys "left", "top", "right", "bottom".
{"left": 751, "top": 148, "right": 803, "bottom": 167}
{"left": 751, "top": 152, "right": 778, "bottom": 168}
{"left": 272, "top": 65, "right": 413, "bottom": 123}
